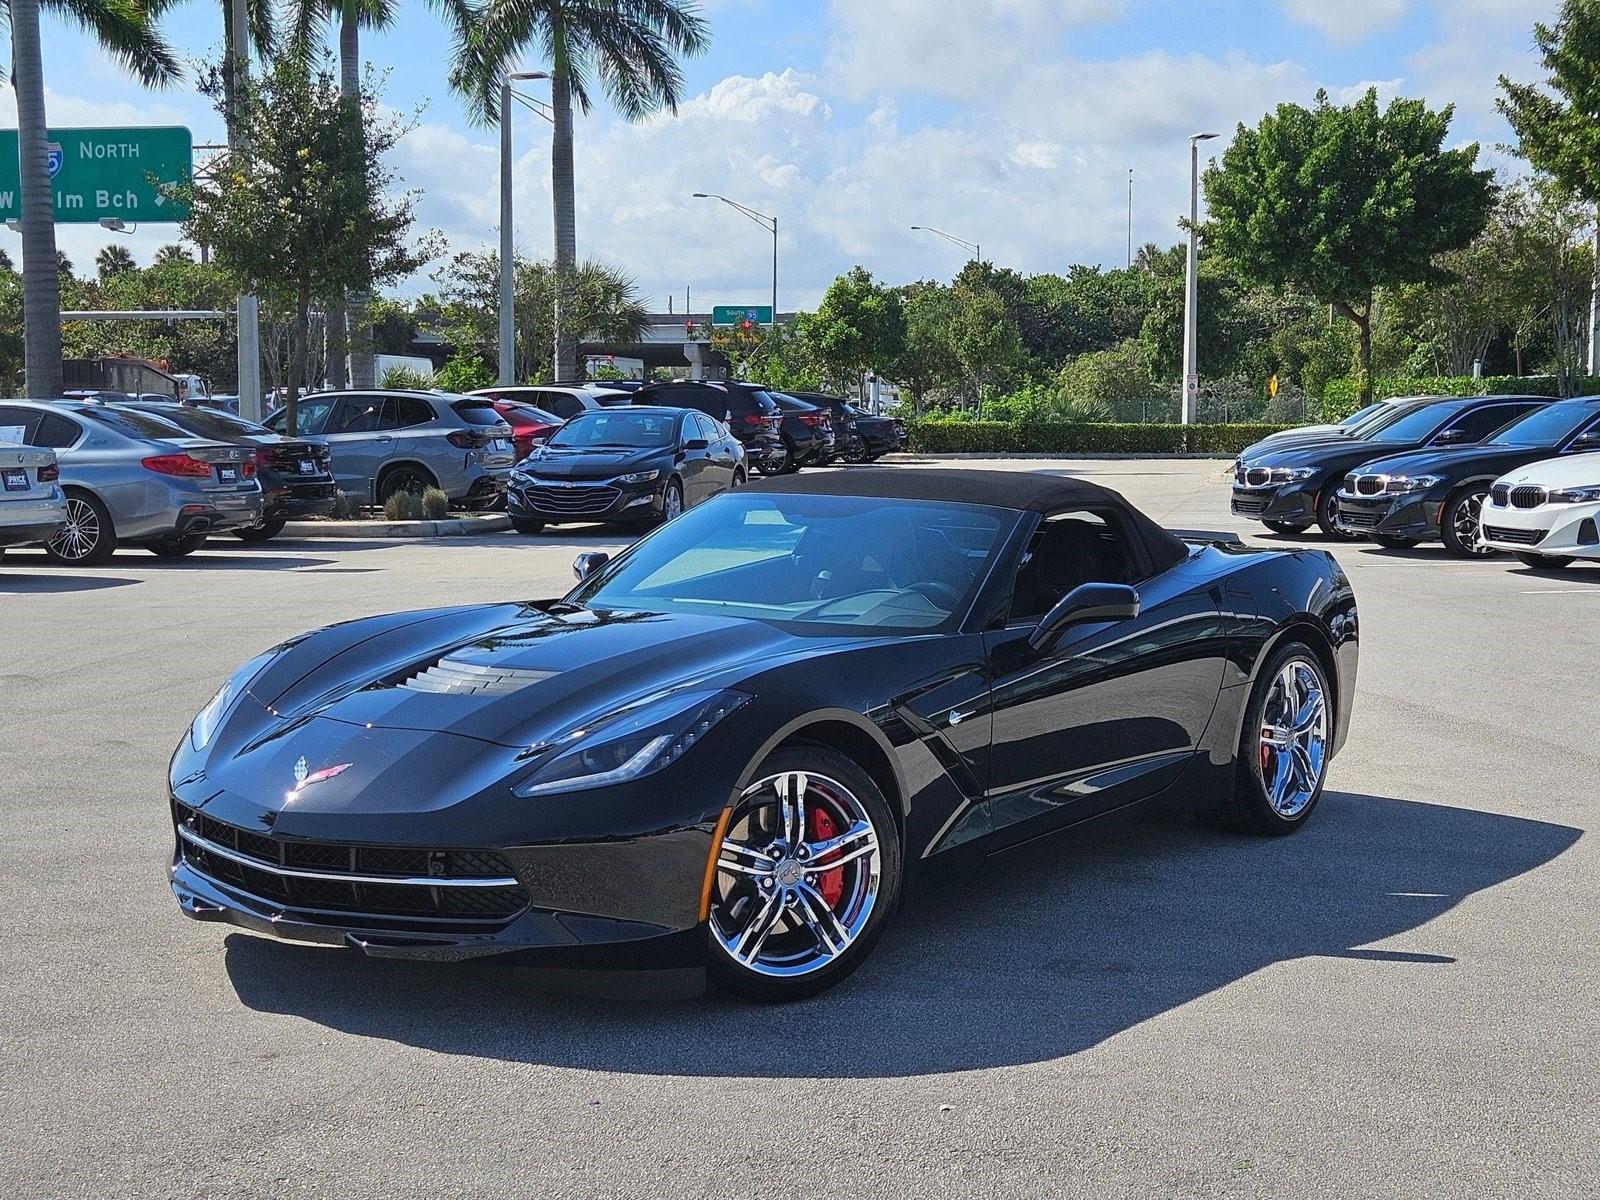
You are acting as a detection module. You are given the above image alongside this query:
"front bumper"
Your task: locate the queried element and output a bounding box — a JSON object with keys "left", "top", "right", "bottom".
{"left": 1229, "top": 484, "right": 1317, "bottom": 523}
{"left": 1481, "top": 499, "right": 1600, "bottom": 558}
{"left": 508, "top": 473, "right": 662, "bottom": 524}
{"left": 1332, "top": 489, "right": 1441, "bottom": 541}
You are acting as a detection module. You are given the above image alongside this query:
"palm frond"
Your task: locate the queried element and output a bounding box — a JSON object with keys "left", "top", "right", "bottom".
{"left": 44, "top": 0, "right": 181, "bottom": 87}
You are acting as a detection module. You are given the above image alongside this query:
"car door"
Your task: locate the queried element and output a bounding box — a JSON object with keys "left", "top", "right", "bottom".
{"left": 698, "top": 414, "right": 739, "bottom": 492}
{"left": 980, "top": 508, "right": 1228, "bottom": 845}
{"left": 384, "top": 395, "right": 443, "bottom": 477}
{"left": 676, "top": 413, "right": 717, "bottom": 503}
{"left": 322, "top": 395, "right": 391, "bottom": 498}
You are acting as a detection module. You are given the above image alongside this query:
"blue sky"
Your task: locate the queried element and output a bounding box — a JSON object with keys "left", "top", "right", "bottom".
{"left": 18, "top": 0, "right": 1559, "bottom": 311}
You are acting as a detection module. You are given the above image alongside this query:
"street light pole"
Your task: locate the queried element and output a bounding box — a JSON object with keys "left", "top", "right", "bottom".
{"left": 1182, "top": 133, "right": 1218, "bottom": 426}
{"left": 693, "top": 193, "right": 779, "bottom": 335}
{"left": 228, "top": 0, "right": 262, "bottom": 420}
{"left": 499, "top": 71, "right": 549, "bottom": 386}
{"left": 910, "top": 224, "right": 980, "bottom": 266}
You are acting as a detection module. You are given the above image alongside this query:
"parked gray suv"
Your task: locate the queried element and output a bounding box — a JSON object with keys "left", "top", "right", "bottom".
{"left": 265, "top": 390, "right": 515, "bottom": 507}
{"left": 0, "top": 400, "right": 262, "bottom": 564}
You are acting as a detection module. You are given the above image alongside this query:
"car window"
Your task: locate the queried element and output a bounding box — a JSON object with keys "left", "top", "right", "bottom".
{"left": 1441, "top": 403, "right": 1541, "bottom": 443}
{"left": 450, "top": 399, "right": 503, "bottom": 427}
{"left": 388, "top": 396, "right": 436, "bottom": 428}
{"left": 147, "top": 406, "right": 261, "bottom": 440}
{"left": 335, "top": 397, "right": 384, "bottom": 433}
{"left": 549, "top": 410, "right": 679, "bottom": 448}
{"left": 81, "top": 407, "right": 191, "bottom": 440}
{"left": 0, "top": 405, "right": 36, "bottom": 445}
{"left": 532, "top": 392, "right": 585, "bottom": 421}
{"left": 1008, "top": 510, "right": 1136, "bottom": 623}
{"left": 1482, "top": 403, "right": 1599, "bottom": 449}
{"left": 279, "top": 398, "right": 337, "bottom": 435}
{"left": 35, "top": 412, "right": 82, "bottom": 449}
{"left": 694, "top": 414, "right": 719, "bottom": 442}
{"left": 575, "top": 494, "right": 1011, "bottom": 633}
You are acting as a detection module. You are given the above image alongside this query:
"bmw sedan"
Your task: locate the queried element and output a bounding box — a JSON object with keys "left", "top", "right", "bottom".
{"left": 1481, "top": 448, "right": 1600, "bottom": 570}
{"left": 0, "top": 441, "right": 65, "bottom": 559}
{"left": 1333, "top": 398, "right": 1600, "bottom": 556}
{"left": 1231, "top": 395, "right": 1550, "bottom": 537}
{"left": 508, "top": 406, "right": 745, "bottom": 533}
{"left": 169, "top": 469, "right": 1357, "bottom": 1001}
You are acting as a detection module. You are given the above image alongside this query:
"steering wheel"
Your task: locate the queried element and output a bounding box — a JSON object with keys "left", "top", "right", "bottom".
{"left": 906, "top": 580, "right": 963, "bottom": 610}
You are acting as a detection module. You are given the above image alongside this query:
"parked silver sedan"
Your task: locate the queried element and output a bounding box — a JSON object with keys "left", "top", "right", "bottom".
{"left": 0, "top": 400, "right": 262, "bottom": 565}
{"left": 0, "top": 441, "right": 66, "bottom": 558}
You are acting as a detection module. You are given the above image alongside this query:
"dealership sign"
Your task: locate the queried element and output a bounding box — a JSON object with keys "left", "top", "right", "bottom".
{"left": 0, "top": 126, "right": 192, "bottom": 223}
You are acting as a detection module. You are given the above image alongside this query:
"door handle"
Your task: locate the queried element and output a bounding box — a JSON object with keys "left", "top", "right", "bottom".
{"left": 375, "top": 435, "right": 393, "bottom": 443}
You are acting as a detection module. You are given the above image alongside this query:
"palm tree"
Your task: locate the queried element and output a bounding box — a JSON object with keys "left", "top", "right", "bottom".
{"left": 8, "top": 0, "right": 177, "bottom": 397}
{"left": 95, "top": 244, "right": 137, "bottom": 280}
{"left": 460, "top": 0, "right": 709, "bottom": 381}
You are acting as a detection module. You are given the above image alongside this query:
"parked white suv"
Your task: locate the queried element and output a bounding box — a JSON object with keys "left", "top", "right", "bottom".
{"left": 1481, "top": 453, "right": 1600, "bottom": 570}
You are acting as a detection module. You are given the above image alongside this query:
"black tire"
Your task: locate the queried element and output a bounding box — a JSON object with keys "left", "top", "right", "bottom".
{"left": 377, "top": 464, "right": 437, "bottom": 503}
{"left": 1315, "top": 489, "right": 1358, "bottom": 539}
{"left": 755, "top": 448, "right": 792, "bottom": 477}
{"left": 706, "top": 743, "right": 903, "bottom": 1002}
{"left": 511, "top": 517, "right": 546, "bottom": 535}
{"left": 1440, "top": 485, "right": 1496, "bottom": 558}
{"left": 1200, "top": 642, "right": 1332, "bottom": 837}
{"left": 1263, "top": 519, "right": 1312, "bottom": 535}
{"left": 1372, "top": 534, "right": 1419, "bottom": 549}
{"left": 730, "top": 468, "right": 746, "bottom": 488}
{"left": 44, "top": 490, "right": 117, "bottom": 566}
{"left": 660, "top": 478, "right": 686, "bottom": 522}
{"left": 861, "top": 453, "right": 884, "bottom": 464}
{"left": 1515, "top": 551, "right": 1573, "bottom": 570}
{"left": 147, "top": 533, "right": 208, "bottom": 558}
{"left": 234, "top": 517, "right": 287, "bottom": 542}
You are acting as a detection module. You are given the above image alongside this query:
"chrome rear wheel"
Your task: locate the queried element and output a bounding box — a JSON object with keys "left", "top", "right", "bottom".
{"left": 1258, "top": 658, "right": 1329, "bottom": 818}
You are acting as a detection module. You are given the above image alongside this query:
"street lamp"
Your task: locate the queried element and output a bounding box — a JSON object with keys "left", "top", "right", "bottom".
{"left": 693, "top": 193, "right": 778, "bottom": 334}
{"left": 499, "top": 70, "right": 550, "bottom": 385}
{"left": 910, "top": 224, "right": 980, "bottom": 264}
{"left": 1182, "top": 132, "right": 1219, "bottom": 426}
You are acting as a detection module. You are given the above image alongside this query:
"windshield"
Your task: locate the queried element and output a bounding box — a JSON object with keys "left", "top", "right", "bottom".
{"left": 1365, "top": 403, "right": 1460, "bottom": 443}
{"left": 570, "top": 493, "right": 1013, "bottom": 634}
{"left": 549, "top": 410, "right": 677, "bottom": 449}
{"left": 1485, "top": 403, "right": 1599, "bottom": 448}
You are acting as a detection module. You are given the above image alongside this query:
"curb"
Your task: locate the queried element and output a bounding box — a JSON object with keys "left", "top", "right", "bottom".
{"left": 281, "top": 514, "right": 511, "bottom": 539}
{"left": 883, "top": 452, "right": 1237, "bottom": 461}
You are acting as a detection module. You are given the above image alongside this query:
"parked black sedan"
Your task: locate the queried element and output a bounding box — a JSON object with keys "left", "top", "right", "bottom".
{"left": 632, "top": 380, "right": 785, "bottom": 468}
{"left": 1231, "top": 395, "right": 1550, "bottom": 537}
{"left": 168, "top": 469, "right": 1357, "bottom": 1001}
{"left": 1334, "top": 397, "right": 1600, "bottom": 555}
{"left": 765, "top": 392, "right": 834, "bottom": 474}
{"left": 123, "top": 400, "right": 335, "bottom": 540}
{"left": 846, "top": 404, "right": 907, "bottom": 461}
{"left": 507, "top": 405, "right": 745, "bottom": 533}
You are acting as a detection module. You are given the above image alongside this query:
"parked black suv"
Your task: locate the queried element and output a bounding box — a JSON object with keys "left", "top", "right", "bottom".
{"left": 633, "top": 381, "right": 784, "bottom": 468}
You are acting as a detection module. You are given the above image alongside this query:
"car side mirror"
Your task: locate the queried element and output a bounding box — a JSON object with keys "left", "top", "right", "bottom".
{"left": 1432, "top": 428, "right": 1471, "bottom": 446}
{"left": 683, "top": 437, "right": 709, "bottom": 451}
{"left": 1028, "top": 582, "right": 1141, "bottom": 652}
{"left": 573, "top": 551, "right": 610, "bottom": 582}
{"left": 1569, "top": 431, "right": 1600, "bottom": 453}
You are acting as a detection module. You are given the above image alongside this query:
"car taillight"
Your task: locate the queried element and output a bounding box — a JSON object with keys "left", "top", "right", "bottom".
{"left": 740, "top": 413, "right": 765, "bottom": 427}
{"left": 241, "top": 453, "right": 258, "bottom": 477}
{"left": 37, "top": 462, "right": 59, "bottom": 483}
{"left": 142, "top": 453, "right": 214, "bottom": 478}
{"left": 797, "top": 412, "right": 821, "bottom": 427}
{"left": 447, "top": 430, "right": 487, "bottom": 449}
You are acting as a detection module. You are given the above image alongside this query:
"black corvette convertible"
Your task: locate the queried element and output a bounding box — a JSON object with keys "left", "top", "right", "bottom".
{"left": 169, "top": 470, "right": 1359, "bottom": 1001}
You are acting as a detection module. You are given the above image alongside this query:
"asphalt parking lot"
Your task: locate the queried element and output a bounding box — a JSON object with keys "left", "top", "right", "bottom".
{"left": 3, "top": 456, "right": 1596, "bottom": 1199}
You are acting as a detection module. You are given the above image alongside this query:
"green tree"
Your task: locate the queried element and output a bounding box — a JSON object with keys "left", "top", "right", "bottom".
{"left": 948, "top": 284, "right": 1023, "bottom": 408}
{"left": 1499, "top": 0, "right": 1600, "bottom": 375}
{"left": 8, "top": 0, "right": 178, "bottom": 397}
{"left": 883, "top": 280, "right": 958, "bottom": 415}
{"left": 95, "top": 244, "right": 136, "bottom": 281}
{"left": 458, "top": 0, "right": 709, "bottom": 382}
{"left": 1202, "top": 88, "right": 1495, "bottom": 406}
{"left": 798, "top": 267, "right": 906, "bottom": 394}
{"left": 182, "top": 57, "right": 430, "bottom": 432}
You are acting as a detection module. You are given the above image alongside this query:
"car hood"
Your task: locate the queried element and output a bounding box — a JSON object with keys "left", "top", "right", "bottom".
{"left": 519, "top": 447, "right": 663, "bottom": 479}
{"left": 1350, "top": 444, "right": 1545, "bottom": 480}
{"left": 1494, "top": 452, "right": 1600, "bottom": 488}
{"left": 1242, "top": 439, "right": 1419, "bottom": 473}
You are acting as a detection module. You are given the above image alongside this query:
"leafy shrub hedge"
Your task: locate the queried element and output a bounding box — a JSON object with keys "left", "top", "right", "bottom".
{"left": 1323, "top": 375, "right": 1600, "bottom": 421}
{"left": 907, "top": 421, "right": 1290, "bottom": 456}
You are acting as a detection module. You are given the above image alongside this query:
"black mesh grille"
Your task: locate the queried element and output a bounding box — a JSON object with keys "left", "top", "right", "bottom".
{"left": 1231, "top": 495, "right": 1268, "bottom": 517}
{"left": 1483, "top": 525, "right": 1546, "bottom": 546}
{"left": 173, "top": 802, "right": 528, "bottom": 926}
{"left": 1335, "top": 507, "right": 1382, "bottom": 529}
{"left": 1510, "top": 486, "right": 1547, "bottom": 509}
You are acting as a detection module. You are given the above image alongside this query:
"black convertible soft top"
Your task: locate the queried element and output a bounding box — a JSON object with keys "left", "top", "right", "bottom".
{"left": 743, "top": 468, "right": 1191, "bottom": 574}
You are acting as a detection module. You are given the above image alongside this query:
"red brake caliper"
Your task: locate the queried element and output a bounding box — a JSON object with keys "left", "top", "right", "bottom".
{"left": 807, "top": 806, "right": 846, "bottom": 907}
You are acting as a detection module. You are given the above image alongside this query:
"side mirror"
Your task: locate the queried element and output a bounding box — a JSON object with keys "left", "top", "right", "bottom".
{"left": 1569, "top": 431, "right": 1600, "bottom": 453}
{"left": 1028, "top": 582, "right": 1141, "bottom": 652}
{"left": 573, "top": 551, "right": 610, "bottom": 583}
{"left": 1432, "top": 427, "right": 1471, "bottom": 446}
{"left": 683, "top": 437, "right": 710, "bottom": 451}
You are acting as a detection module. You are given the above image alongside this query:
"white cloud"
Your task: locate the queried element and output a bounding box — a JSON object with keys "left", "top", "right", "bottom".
{"left": 1279, "top": 0, "right": 1409, "bottom": 45}
{"left": 1010, "top": 141, "right": 1061, "bottom": 169}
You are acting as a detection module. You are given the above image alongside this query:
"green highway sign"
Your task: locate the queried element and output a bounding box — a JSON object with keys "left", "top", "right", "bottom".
{"left": 0, "top": 125, "right": 192, "bottom": 224}
{"left": 712, "top": 304, "right": 774, "bottom": 327}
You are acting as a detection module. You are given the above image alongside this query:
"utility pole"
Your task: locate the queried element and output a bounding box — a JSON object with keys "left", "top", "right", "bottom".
{"left": 693, "top": 193, "right": 779, "bottom": 336}
{"left": 229, "top": 0, "right": 262, "bottom": 420}
{"left": 498, "top": 71, "right": 549, "bottom": 386}
{"left": 1127, "top": 168, "right": 1133, "bottom": 268}
{"left": 1182, "top": 133, "right": 1218, "bottom": 426}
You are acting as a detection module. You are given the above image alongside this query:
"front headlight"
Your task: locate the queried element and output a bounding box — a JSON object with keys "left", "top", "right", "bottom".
{"left": 512, "top": 688, "right": 751, "bottom": 797}
{"left": 1382, "top": 474, "right": 1443, "bottom": 493}
{"left": 1268, "top": 466, "right": 1317, "bottom": 483}
{"left": 617, "top": 469, "right": 661, "bottom": 485}
{"left": 1550, "top": 485, "right": 1600, "bottom": 503}
{"left": 189, "top": 649, "right": 274, "bottom": 751}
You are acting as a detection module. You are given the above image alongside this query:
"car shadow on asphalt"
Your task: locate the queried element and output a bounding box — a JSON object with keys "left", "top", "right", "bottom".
{"left": 0, "top": 572, "right": 137, "bottom": 593}
{"left": 1505, "top": 565, "right": 1600, "bottom": 584}
{"left": 221, "top": 791, "right": 1579, "bottom": 1077}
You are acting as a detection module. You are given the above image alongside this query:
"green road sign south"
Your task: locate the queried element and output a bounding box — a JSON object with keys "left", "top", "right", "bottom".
{"left": 0, "top": 126, "right": 192, "bottom": 224}
{"left": 712, "top": 304, "right": 774, "bottom": 327}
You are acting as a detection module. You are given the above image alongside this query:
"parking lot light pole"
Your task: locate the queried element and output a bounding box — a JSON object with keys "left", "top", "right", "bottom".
{"left": 1182, "top": 132, "right": 1219, "bottom": 426}
{"left": 499, "top": 71, "right": 549, "bottom": 385}
{"left": 910, "top": 224, "right": 980, "bottom": 266}
{"left": 693, "top": 193, "right": 778, "bottom": 334}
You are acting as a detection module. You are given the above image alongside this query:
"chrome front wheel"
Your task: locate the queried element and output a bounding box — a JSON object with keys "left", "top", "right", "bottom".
{"left": 1258, "top": 659, "right": 1328, "bottom": 818}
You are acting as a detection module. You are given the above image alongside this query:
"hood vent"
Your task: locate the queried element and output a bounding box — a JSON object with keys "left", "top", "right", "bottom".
{"left": 400, "top": 652, "right": 556, "bottom": 696}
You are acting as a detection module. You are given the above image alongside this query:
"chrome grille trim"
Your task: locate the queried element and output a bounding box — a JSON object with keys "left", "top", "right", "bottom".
{"left": 176, "top": 825, "right": 518, "bottom": 889}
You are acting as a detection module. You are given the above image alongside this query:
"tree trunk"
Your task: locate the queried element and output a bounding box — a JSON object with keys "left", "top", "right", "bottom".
{"left": 13, "top": 0, "right": 65, "bottom": 399}
{"left": 1332, "top": 298, "right": 1374, "bottom": 407}
{"left": 551, "top": 57, "right": 579, "bottom": 383}
{"left": 288, "top": 283, "right": 311, "bottom": 437}
{"left": 338, "top": 2, "right": 376, "bottom": 389}
{"left": 1588, "top": 215, "right": 1600, "bottom": 380}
